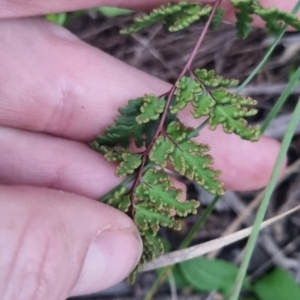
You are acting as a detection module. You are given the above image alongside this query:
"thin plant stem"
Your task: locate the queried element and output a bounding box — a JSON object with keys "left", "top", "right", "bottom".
{"left": 144, "top": 196, "right": 221, "bottom": 300}
{"left": 229, "top": 98, "right": 300, "bottom": 300}
{"left": 236, "top": 1, "right": 300, "bottom": 94}
{"left": 260, "top": 65, "right": 300, "bottom": 134}
{"left": 129, "top": 0, "right": 223, "bottom": 200}
{"left": 186, "top": 119, "right": 210, "bottom": 140}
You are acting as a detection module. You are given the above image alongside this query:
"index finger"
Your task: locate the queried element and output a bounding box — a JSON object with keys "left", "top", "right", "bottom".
{"left": 1, "top": 0, "right": 299, "bottom": 27}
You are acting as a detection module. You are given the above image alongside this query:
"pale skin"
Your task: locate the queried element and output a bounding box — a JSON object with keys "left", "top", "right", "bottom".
{"left": 0, "top": 1, "right": 298, "bottom": 299}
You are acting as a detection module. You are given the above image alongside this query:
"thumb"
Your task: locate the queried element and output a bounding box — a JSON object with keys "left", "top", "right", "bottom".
{"left": 0, "top": 185, "right": 142, "bottom": 300}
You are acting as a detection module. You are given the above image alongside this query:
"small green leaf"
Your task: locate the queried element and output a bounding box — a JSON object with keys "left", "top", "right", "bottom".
{"left": 166, "top": 122, "right": 224, "bottom": 195}
{"left": 142, "top": 168, "right": 169, "bottom": 184}
{"left": 171, "top": 76, "right": 202, "bottom": 114}
{"left": 136, "top": 95, "right": 166, "bottom": 124}
{"left": 253, "top": 268, "right": 300, "bottom": 300}
{"left": 209, "top": 88, "right": 260, "bottom": 141}
{"left": 135, "top": 169, "right": 200, "bottom": 217}
{"left": 101, "top": 146, "right": 127, "bottom": 162}
{"left": 210, "top": 8, "right": 225, "bottom": 29}
{"left": 170, "top": 143, "right": 224, "bottom": 195}
{"left": 192, "top": 91, "right": 215, "bottom": 119}
{"left": 253, "top": 4, "right": 300, "bottom": 35}
{"left": 166, "top": 121, "right": 194, "bottom": 142}
{"left": 149, "top": 136, "right": 174, "bottom": 168}
{"left": 107, "top": 187, "right": 131, "bottom": 213}
{"left": 230, "top": 0, "right": 300, "bottom": 38}
{"left": 46, "top": 13, "right": 67, "bottom": 26}
{"left": 121, "top": 2, "right": 219, "bottom": 35}
{"left": 167, "top": 4, "right": 212, "bottom": 32}
{"left": 94, "top": 146, "right": 141, "bottom": 178}
{"left": 116, "top": 153, "right": 142, "bottom": 177}
{"left": 179, "top": 257, "right": 242, "bottom": 297}
{"left": 142, "top": 230, "right": 165, "bottom": 259}
{"left": 94, "top": 98, "right": 145, "bottom": 148}
{"left": 134, "top": 202, "right": 181, "bottom": 234}
{"left": 195, "top": 69, "right": 239, "bottom": 87}
{"left": 98, "top": 6, "right": 133, "bottom": 18}
{"left": 230, "top": 0, "right": 254, "bottom": 39}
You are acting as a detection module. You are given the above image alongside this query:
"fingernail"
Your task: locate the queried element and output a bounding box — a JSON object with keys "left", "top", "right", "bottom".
{"left": 71, "top": 228, "right": 142, "bottom": 296}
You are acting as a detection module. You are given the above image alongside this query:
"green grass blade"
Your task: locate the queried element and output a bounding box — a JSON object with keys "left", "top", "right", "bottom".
{"left": 229, "top": 98, "right": 300, "bottom": 300}
{"left": 236, "top": 1, "right": 300, "bottom": 94}
{"left": 260, "top": 65, "right": 300, "bottom": 133}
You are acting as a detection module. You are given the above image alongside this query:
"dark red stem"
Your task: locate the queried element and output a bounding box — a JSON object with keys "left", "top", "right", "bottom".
{"left": 129, "top": 0, "right": 223, "bottom": 214}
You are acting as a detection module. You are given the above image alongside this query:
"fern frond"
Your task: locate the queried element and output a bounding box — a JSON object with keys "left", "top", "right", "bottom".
{"left": 93, "top": 98, "right": 145, "bottom": 148}
{"left": 107, "top": 187, "right": 131, "bottom": 213}
{"left": 89, "top": 0, "right": 271, "bottom": 283}
{"left": 147, "top": 121, "right": 224, "bottom": 195}
{"left": 210, "top": 8, "right": 225, "bottom": 29}
{"left": 142, "top": 230, "right": 165, "bottom": 259}
{"left": 134, "top": 202, "right": 181, "bottom": 234}
{"left": 96, "top": 146, "right": 142, "bottom": 177}
{"left": 170, "top": 70, "right": 260, "bottom": 141}
{"left": 170, "top": 76, "right": 202, "bottom": 114}
{"left": 164, "top": 117, "right": 194, "bottom": 142}
{"left": 231, "top": 0, "right": 254, "bottom": 39}
{"left": 120, "top": 2, "right": 221, "bottom": 35}
{"left": 210, "top": 88, "right": 260, "bottom": 141}
{"left": 133, "top": 168, "right": 199, "bottom": 266}
{"left": 136, "top": 94, "right": 166, "bottom": 124}
{"left": 166, "top": 122, "right": 224, "bottom": 195}
{"left": 149, "top": 136, "right": 175, "bottom": 167}
{"left": 135, "top": 169, "right": 200, "bottom": 217}
{"left": 231, "top": 0, "right": 300, "bottom": 38}
{"left": 116, "top": 152, "right": 142, "bottom": 177}
{"left": 191, "top": 91, "right": 216, "bottom": 118}
{"left": 92, "top": 96, "right": 165, "bottom": 149}
{"left": 253, "top": 4, "right": 300, "bottom": 34}
{"left": 195, "top": 69, "right": 239, "bottom": 88}
{"left": 166, "top": 4, "right": 212, "bottom": 32}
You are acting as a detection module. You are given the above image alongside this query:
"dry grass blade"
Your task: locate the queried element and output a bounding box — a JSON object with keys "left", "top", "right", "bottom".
{"left": 140, "top": 205, "right": 300, "bottom": 272}
{"left": 208, "top": 158, "right": 300, "bottom": 258}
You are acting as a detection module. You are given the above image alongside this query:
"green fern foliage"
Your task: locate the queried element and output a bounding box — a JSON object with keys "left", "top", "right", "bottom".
{"left": 231, "top": 0, "right": 254, "bottom": 39}
{"left": 120, "top": 2, "right": 222, "bottom": 34}
{"left": 91, "top": 97, "right": 160, "bottom": 149}
{"left": 231, "top": 0, "right": 300, "bottom": 38}
{"left": 195, "top": 69, "right": 239, "bottom": 88}
{"left": 210, "top": 88, "right": 260, "bottom": 140}
{"left": 92, "top": 98, "right": 144, "bottom": 148}
{"left": 170, "top": 76, "right": 202, "bottom": 114}
{"left": 170, "top": 69, "right": 260, "bottom": 141}
{"left": 120, "top": 0, "right": 300, "bottom": 39}
{"left": 134, "top": 168, "right": 200, "bottom": 267}
{"left": 107, "top": 187, "right": 131, "bottom": 212}
{"left": 136, "top": 94, "right": 166, "bottom": 124}
{"left": 149, "top": 123, "right": 225, "bottom": 195}
{"left": 90, "top": 64, "right": 261, "bottom": 277}
{"left": 254, "top": 4, "right": 300, "bottom": 35}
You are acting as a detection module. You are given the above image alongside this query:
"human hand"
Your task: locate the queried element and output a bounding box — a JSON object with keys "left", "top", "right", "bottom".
{"left": 0, "top": 1, "right": 297, "bottom": 299}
